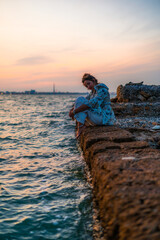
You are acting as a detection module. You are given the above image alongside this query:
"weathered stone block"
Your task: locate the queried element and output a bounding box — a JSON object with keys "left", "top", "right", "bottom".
{"left": 79, "top": 125, "right": 160, "bottom": 240}
{"left": 80, "top": 126, "right": 134, "bottom": 151}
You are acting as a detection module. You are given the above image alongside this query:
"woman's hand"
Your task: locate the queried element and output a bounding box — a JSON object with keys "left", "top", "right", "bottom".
{"left": 69, "top": 108, "right": 74, "bottom": 120}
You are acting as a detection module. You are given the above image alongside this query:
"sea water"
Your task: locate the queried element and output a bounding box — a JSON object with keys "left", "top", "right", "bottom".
{"left": 0, "top": 94, "right": 93, "bottom": 240}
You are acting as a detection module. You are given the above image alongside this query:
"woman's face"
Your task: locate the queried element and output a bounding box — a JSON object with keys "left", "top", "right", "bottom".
{"left": 83, "top": 80, "right": 96, "bottom": 90}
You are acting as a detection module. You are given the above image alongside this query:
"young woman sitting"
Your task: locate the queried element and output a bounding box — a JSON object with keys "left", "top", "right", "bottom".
{"left": 69, "top": 73, "right": 116, "bottom": 138}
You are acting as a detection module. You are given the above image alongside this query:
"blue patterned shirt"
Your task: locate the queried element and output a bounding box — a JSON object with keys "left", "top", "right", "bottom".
{"left": 85, "top": 83, "right": 116, "bottom": 125}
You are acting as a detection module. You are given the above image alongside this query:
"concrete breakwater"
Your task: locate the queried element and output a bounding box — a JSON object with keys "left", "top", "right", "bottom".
{"left": 79, "top": 125, "right": 160, "bottom": 240}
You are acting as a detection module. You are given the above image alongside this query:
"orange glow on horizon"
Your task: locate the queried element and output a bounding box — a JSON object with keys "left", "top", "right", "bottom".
{"left": 0, "top": 0, "right": 160, "bottom": 92}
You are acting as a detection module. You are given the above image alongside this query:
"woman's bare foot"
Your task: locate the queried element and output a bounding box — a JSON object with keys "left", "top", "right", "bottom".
{"left": 76, "top": 124, "right": 86, "bottom": 139}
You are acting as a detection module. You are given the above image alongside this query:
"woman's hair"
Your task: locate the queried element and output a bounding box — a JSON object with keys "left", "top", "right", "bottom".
{"left": 82, "top": 73, "right": 98, "bottom": 84}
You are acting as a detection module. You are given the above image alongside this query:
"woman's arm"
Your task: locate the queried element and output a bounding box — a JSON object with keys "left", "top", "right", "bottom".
{"left": 74, "top": 104, "right": 89, "bottom": 114}
{"left": 69, "top": 104, "right": 89, "bottom": 118}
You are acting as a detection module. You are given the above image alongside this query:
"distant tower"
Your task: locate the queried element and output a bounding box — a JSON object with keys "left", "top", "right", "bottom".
{"left": 53, "top": 83, "right": 55, "bottom": 93}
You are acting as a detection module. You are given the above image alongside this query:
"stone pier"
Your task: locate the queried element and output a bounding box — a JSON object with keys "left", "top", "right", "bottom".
{"left": 79, "top": 126, "right": 160, "bottom": 240}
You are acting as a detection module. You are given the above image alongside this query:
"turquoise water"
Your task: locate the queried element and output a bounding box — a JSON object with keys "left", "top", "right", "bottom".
{"left": 0, "top": 95, "right": 93, "bottom": 240}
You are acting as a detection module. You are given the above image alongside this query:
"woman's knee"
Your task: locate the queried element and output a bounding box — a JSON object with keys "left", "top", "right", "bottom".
{"left": 75, "top": 96, "right": 88, "bottom": 105}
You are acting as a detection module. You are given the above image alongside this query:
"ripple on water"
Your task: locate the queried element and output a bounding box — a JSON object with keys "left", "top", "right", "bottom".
{"left": 0, "top": 94, "right": 93, "bottom": 240}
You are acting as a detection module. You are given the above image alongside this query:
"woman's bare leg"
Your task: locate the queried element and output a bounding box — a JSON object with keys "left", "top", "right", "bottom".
{"left": 76, "top": 122, "right": 86, "bottom": 139}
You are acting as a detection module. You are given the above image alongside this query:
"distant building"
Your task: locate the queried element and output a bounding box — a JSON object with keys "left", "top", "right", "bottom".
{"left": 53, "top": 83, "right": 56, "bottom": 93}
{"left": 30, "top": 90, "right": 36, "bottom": 94}
{"left": 25, "top": 90, "right": 37, "bottom": 94}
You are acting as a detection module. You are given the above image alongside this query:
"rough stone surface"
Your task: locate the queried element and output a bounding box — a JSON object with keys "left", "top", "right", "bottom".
{"left": 112, "top": 82, "right": 160, "bottom": 103}
{"left": 112, "top": 102, "right": 160, "bottom": 117}
{"left": 79, "top": 126, "right": 160, "bottom": 240}
{"left": 80, "top": 126, "right": 134, "bottom": 152}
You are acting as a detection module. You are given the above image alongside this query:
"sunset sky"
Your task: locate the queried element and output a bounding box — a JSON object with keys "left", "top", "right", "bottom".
{"left": 0, "top": 0, "right": 160, "bottom": 92}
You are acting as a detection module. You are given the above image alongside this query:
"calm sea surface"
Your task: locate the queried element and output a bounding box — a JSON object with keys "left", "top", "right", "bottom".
{"left": 0, "top": 94, "right": 93, "bottom": 240}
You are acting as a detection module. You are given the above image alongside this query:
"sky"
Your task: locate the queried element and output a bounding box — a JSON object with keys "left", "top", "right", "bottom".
{"left": 0, "top": 0, "right": 160, "bottom": 92}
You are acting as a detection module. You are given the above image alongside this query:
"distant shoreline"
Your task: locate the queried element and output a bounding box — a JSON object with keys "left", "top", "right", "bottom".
{"left": 0, "top": 91, "right": 116, "bottom": 96}
{"left": 0, "top": 92, "right": 87, "bottom": 95}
